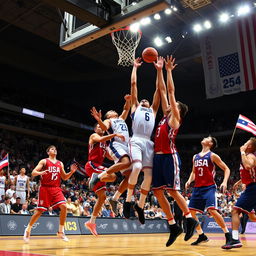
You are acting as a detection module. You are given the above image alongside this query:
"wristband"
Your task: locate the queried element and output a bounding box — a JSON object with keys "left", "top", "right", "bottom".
{"left": 241, "top": 151, "right": 246, "bottom": 156}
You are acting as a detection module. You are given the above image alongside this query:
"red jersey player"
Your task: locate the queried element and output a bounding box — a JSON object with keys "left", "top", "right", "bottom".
{"left": 23, "top": 145, "right": 77, "bottom": 243}
{"left": 84, "top": 123, "right": 124, "bottom": 236}
{"left": 185, "top": 136, "right": 230, "bottom": 245}
{"left": 222, "top": 137, "right": 256, "bottom": 249}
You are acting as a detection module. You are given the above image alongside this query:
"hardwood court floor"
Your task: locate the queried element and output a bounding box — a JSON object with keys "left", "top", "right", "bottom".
{"left": 0, "top": 233, "right": 255, "bottom": 256}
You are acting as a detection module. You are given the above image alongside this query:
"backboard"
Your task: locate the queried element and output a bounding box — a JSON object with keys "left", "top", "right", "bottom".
{"left": 59, "top": 0, "right": 171, "bottom": 51}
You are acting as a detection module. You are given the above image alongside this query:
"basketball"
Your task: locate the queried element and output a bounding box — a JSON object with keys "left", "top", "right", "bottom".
{"left": 142, "top": 47, "right": 158, "bottom": 63}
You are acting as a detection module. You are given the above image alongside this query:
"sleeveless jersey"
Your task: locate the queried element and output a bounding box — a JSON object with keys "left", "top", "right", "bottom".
{"left": 240, "top": 153, "right": 256, "bottom": 185}
{"left": 16, "top": 175, "right": 28, "bottom": 191}
{"left": 108, "top": 118, "right": 129, "bottom": 144}
{"left": 154, "top": 116, "right": 179, "bottom": 154}
{"left": 131, "top": 106, "right": 155, "bottom": 139}
{"left": 41, "top": 158, "right": 62, "bottom": 187}
{"left": 194, "top": 151, "right": 216, "bottom": 187}
{"left": 88, "top": 141, "right": 107, "bottom": 165}
{"left": 0, "top": 176, "right": 6, "bottom": 189}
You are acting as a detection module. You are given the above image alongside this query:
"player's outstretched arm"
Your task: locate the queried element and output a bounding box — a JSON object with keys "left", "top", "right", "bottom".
{"left": 165, "top": 55, "right": 180, "bottom": 129}
{"left": 212, "top": 153, "right": 230, "bottom": 193}
{"left": 90, "top": 107, "right": 110, "bottom": 131}
{"left": 130, "top": 58, "right": 141, "bottom": 113}
{"left": 154, "top": 56, "right": 168, "bottom": 115}
{"left": 60, "top": 162, "right": 77, "bottom": 180}
{"left": 90, "top": 133, "right": 125, "bottom": 144}
{"left": 32, "top": 159, "right": 47, "bottom": 176}
{"left": 119, "top": 94, "right": 131, "bottom": 120}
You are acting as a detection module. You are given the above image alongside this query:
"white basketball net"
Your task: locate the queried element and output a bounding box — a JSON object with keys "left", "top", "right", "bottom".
{"left": 111, "top": 28, "right": 142, "bottom": 67}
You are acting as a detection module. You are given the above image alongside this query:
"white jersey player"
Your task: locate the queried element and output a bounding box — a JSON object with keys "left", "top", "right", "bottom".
{"left": 0, "top": 169, "right": 7, "bottom": 199}
{"left": 89, "top": 95, "right": 132, "bottom": 215}
{"left": 123, "top": 57, "right": 160, "bottom": 224}
{"left": 15, "top": 168, "right": 29, "bottom": 204}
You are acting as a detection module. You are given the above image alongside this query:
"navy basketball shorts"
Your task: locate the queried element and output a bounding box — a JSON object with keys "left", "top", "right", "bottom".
{"left": 234, "top": 182, "right": 256, "bottom": 213}
{"left": 189, "top": 184, "right": 218, "bottom": 213}
{"left": 152, "top": 153, "right": 181, "bottom": 190}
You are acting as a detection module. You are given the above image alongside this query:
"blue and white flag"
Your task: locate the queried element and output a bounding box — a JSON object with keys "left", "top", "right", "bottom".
{"left": 200, "top": 13, "right": 256, "bottom": 98}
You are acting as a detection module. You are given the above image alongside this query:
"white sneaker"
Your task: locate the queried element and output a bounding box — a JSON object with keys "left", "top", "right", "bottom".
{"left": 23, "top": 228, "right": 30, "bottom": 243}
{"left": 57, "top": 232, "right": 69, "bottom": 242}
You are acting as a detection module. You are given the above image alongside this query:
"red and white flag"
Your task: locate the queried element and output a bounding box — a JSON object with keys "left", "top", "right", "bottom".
{"left": 236, "top": 115, "right": 256, "bottom": 136}
{"left": 200, "top": 13, "right": 256, "bottom": 98}
{"left": 0, "top": 154, "right": 9, "bottom": 170}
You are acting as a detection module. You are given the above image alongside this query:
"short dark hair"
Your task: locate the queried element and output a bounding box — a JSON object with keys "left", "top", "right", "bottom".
{"left": 177, "top": 101, "right": 188, "bottom": 119}
{"left": 16, "top": 197, "right": 21, "bottom": 200}
{"left": 93, "top": 123, "right": 99, "bottom": 130}
{"left": 46, "top": 145, "right": 56, "bottom": 153}
{"left": 4, "top": 196, "right": 10, "bottom": 201}
{"left": 249, "top": 137, "right": 256, "bottom": 151}
{"left": 210, "top": 136, "right": 218, "bottom": 150}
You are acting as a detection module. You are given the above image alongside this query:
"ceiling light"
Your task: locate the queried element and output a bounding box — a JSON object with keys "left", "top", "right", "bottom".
{"left": 237, "top": 5, "right": 251, "bottom": 16}
{"left": 129, "top": 22, "right": 140, "bottom": 33}
{"left": 193, "top": 24, "right": 203, "bottom": 33}
{"left": 165, "top": 36, "right": 172, "bottom": 43}
{"left": 154, "top": 37, "right": 163, "bottom": 47}
{"left": 219, "top": 12, "right": 230, "bottom": 23}
{"left": 173, "top": 6, "right": 178, "bottom": 12}
{"left": 204, "top": 20, "right": 212, "bottom": 29}
{"left": 165, "top": 8, "right": 172, "bottom": 15}
{"left": 154, "top": 13, "right": 161, "bottom": 20}
{"left": 131, "top": 1, "right": 137, "bottom": 6}
{"left": 140, "top": 17, "right": 151, "bottom": 25}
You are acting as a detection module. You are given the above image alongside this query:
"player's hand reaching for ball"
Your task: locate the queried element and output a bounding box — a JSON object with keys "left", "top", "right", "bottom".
{"left": 240, "top": 141, "right": 249, "bottom": 153}
{"left": 90, "top": 107, "right": 102, "bottom": 121}
{"left": 164, "top": 55, "right": 177, "bottom": 71}
{"left": 124, "top": 94, "right": 131, "bottom": 101}
{"left": 153, "top": 56, "right": 164, "bottom": 70}
{"left": 134, "top": 57, "right": 143, "bottom": 68}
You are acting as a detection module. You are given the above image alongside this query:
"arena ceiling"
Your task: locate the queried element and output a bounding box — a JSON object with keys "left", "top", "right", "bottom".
{"left": 0, "top": 0, "right": 254, "bottom": 125}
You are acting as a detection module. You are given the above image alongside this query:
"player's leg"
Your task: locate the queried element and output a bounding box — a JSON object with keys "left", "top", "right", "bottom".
{"left": 85, "top": 188, "right": 106, "bottom": 236}
{"left": 110, "top": 170, "right": 131, "bottom": 216}
{"left": 56, "top": 203, "right": 69, "bottom": 241}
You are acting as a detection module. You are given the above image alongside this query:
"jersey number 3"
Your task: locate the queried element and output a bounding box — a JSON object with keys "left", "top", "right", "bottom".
{"left": 198, "top": 167, "right": 204, "bottom": 177}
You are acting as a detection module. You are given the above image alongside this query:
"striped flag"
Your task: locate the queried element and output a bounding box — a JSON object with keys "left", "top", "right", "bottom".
{"left": 236, "top": 115, "right": 256, "bottom": 136}
{"left": 0, "top": 154, "right": 9, "bottom": 170}
{"left": 200, "top": 13, "right": 256, "bottom": 98}
{"left": 70, "top": 160, "right": 87, "bottom": 177}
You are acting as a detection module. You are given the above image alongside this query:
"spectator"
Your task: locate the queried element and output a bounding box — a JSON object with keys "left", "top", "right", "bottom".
{"left": 0, "top": 196, "right": 11, "bottom": 214}
{"left": 82, "top": 203, "right": 91, "bottom": 216}
{"left": 72, "top": 200, "right": 81, "bottom": 216}
{"left": 66, "top": 197, "right": 74, "bottom": 216}
{"left": 44, "top": 207, "right": 57, "bottom": 216}
{"left": 10, "top": 197, "right": 22, "bottom": 214}
{"left": 6, "top": 184, "right": 15, "bottom": 198}
{"left": 20, "top": 203, "right": 30, "bottom": 215}
{"left": 10, "top": 192, "right": 17, "bottom": 204}
{"left": 28, "top": 198, "right": 37, "bottom": 214}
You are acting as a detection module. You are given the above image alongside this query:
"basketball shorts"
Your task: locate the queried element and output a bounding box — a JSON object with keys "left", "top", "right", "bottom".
{"left": 108, "top": 141, "right": 130, "bottom": 163}
{"left": 85, "top": 161, "right": 107, "bottom": 192}
{"left": 37, "top": 186, "right": 66, "bottom": 211}
{"left": 189, "top": 184, "right": 218, "bottom": 213}
{"left": 129, "top": 136, "right": 154, "bottom": 168}
{"left": 16, "top": 191, "right": 26, "bottom": 204}
{"left": 152, "top": 153, "right": 181, "bottom": 190}
{"left": 234, "top": 182, "right": 256, "bottom": 214}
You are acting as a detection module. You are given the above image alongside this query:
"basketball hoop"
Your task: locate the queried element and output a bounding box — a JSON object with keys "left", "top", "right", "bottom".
{"left": 111, "top": 26, "right": 142, "bottom": 67}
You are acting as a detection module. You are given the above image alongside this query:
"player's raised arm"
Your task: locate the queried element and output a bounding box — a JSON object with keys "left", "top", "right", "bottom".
{"left": 165, "top": 55, "right": 180, "bottom": 129}
{"left": 154, "top": 56, "right": 168, "bottom": 115}
{"left": 130, "top": 57, "right": 142, "bottom": 113}
{"left": 60, "top": 162, "right": 77, "bottom": 181}
{"left": 90, "top": 107, "right": 110, "bottom": 131}
{"left": 211, "top": 153, "right": 230, "bottom": 193}
{"left": 240, "top": 141, "right": 256, "bottom": 169}
{"left": 119, "top": 94, "right": 131, "bottom": 120}
{"left": 90, "top": 133, "right": 125, "bottom": 144}
{"left": 31, "top": 159, "right": 47, "bottom": 176}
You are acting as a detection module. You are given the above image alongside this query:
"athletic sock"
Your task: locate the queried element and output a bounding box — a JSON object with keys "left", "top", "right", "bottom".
{"left": 232, "top": 230, "right": 239, "bottom": 240}
{"left": 59, "top": 225, "right": 64, "bottom": 233}
{"left": 26, "top": 224, "right": 32, "bottom": 232}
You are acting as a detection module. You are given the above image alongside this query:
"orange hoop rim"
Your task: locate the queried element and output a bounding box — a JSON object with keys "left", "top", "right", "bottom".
{"left": 110, "top": 26, "right": 142, "bottom": 37}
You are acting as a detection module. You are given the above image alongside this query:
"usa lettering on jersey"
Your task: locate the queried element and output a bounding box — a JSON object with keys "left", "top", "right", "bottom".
{"left": 194, "top": 159, "right": 209, "bottom": 167}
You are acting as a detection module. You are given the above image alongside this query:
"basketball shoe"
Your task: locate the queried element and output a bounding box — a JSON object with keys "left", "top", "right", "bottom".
{"left": 191, "top": 233, "right": 209, "bottom": 245}
{"left": 23, "top": 228, "right": 30, "bottom": 243}
{"left": 57, "top": 232, "right": 69, "bottom": 242}
{"left": 85, "top": 221, "right": 98, "bottom": 236}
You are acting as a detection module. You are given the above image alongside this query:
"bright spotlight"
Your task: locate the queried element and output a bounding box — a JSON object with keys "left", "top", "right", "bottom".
{"left": 140, "top": 17, "right": 151, "bottom": 25}
{"left": 154, "top": 13, "right": 161, "bottom": 20}
{"left": 130, "top": 22, "right": 140, "bottom": 33}
{"left": 219, "top": 12, "right": 230, "bottom": 23}
{"left": 165, "top": 8, "right": 172, "bottom": 15}
{"left": 131, "top": 1, "right": 137, "bottom": 5}
{"left": 204, "top": 20, "right": 212, "bottom": 29}
{"left": 165, "top": 36, "right": 172, "bottom": 43}
{"left": 154, "top": 37, "right": 163, "bottom": 47}
{"left": 237, "top": 5, "right": 251, "bottom": 16}
{"left": 193, "top": 24, "right": 203, "bottom": 33}
{"left": 173, "top": 6, "right": 178, "bottom": 12}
